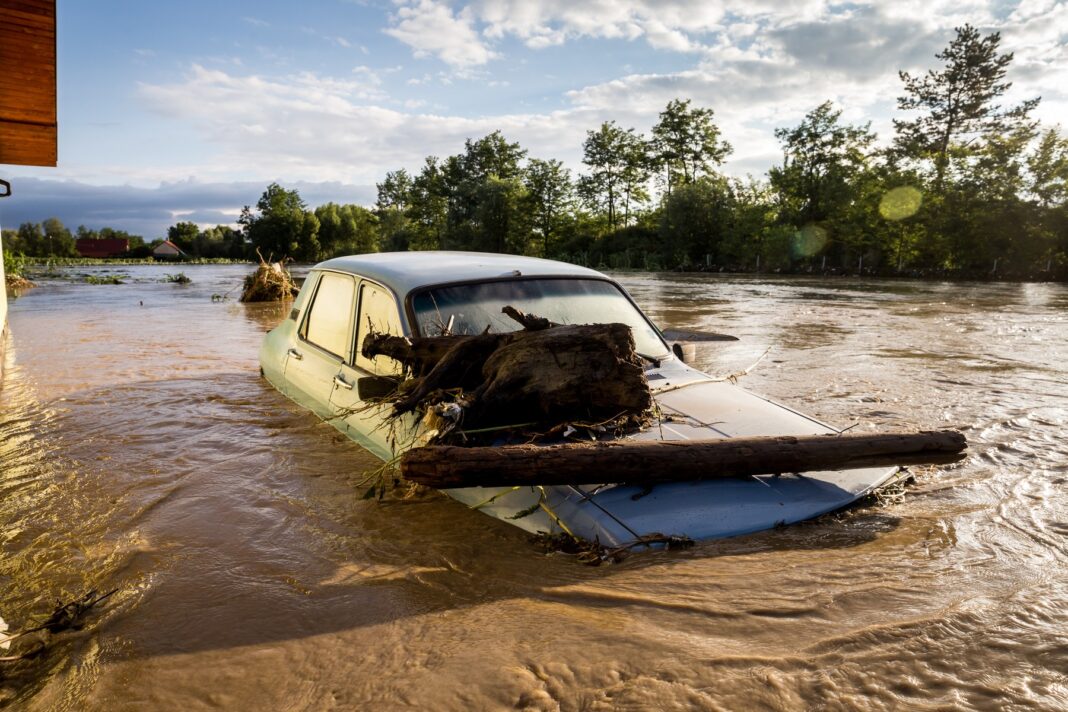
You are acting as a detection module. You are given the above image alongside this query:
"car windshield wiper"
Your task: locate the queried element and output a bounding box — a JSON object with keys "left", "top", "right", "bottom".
{"left": 636, "top": 352, "right": 661, "bottom": 368}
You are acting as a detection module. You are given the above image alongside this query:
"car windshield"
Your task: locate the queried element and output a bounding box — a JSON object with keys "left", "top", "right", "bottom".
{"left": 410, "top": 278, "right": 669, "bottom": 359}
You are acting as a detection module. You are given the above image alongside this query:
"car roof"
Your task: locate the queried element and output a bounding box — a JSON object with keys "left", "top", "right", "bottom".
{"left": 314, "top": 251, "right": 608, "bottom": 295}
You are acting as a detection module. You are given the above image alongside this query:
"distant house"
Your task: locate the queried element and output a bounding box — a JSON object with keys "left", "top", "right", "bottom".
{"left": 152, "top": 240, "right": 185, "bottom": 259}
{"left": 76, "top": 238, "right": 129, "bottom": 258}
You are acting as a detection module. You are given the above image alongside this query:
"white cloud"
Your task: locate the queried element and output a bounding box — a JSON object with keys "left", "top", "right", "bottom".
{"left": 135, "top": 65, "right": 602, "bottom": 185}
{"left": 384, "top": 0, "right": 496, "bottom": 67}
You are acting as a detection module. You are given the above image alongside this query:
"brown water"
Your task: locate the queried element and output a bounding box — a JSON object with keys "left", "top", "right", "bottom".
{"left": 1, "top": 265, "right": 1066, "bottom": 710}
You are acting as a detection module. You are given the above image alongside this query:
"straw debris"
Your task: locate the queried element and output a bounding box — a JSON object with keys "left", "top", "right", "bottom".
{"left": 240, "top": 252, "right": 298, "bottom": 302}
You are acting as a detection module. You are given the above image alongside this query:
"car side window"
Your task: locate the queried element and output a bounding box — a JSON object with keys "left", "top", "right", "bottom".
{"left": 300, "top": 271, "right": 356, "bottom": 359}
{"left": 354, "top": 281, "right": 403, "bottom": 376}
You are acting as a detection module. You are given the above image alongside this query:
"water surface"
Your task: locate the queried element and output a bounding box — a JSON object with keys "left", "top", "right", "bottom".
{"left": 1, "top": 265, "right": 1065, "bottom": 709}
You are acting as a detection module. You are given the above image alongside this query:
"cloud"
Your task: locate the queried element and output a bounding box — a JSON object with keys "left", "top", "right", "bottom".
{"left": 242, "top": 16, "right": 269, "bottom": 28}
{"left": 384, "top": 0, "right": 496, "bottom": 67}
{"left": 474, "top": 0, "right": 724, "bottom": 49}
{"left": 135, "top": 64, "right": 606, "bottom": 185}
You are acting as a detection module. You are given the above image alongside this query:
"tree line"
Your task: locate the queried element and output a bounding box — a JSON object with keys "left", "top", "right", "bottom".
{"left": 0, "top": 219, "right": 248, "bottom": 259}
{"left": 6, "top": 25, "right": 1067, "bottom": 279}
{"left": 243, "top": 25, "right": 1066, "bottom": 279}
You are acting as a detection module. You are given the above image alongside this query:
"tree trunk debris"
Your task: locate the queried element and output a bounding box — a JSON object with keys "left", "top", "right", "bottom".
{"left": 399, "top": 430, "right": 967, "bottom": 488}
{"left": 361, "top": 306, "right": 652, "bottom": 438}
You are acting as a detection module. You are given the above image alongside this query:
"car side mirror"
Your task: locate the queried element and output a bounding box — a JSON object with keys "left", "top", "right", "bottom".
{"left": 357, "top": 375, "right": 400, "bottom": 401}
{"left": 672, "top": 342, "right": 695, "bottom": 364}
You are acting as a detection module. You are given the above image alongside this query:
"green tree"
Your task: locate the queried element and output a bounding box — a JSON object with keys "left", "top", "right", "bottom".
{"left": 315, "top": 202, "right": 378, "bottom": 257}
{"left": 579, "top": 121, "right": 637, "bottom": 232}
{"left": 770, "top": 101, "right": 875, "bottom": 227}
{"left": 523, "top": 158, "right": 574, "bottom": 257}
{"left": 651, "top": 99, "right": 732, "bottom": 192}
{"left": 410, "top": 157, "right": 449, "bottom": 250}
{"left": 42, "top": 217, "right": 77, "bottom": 256}
{"left": 15, "top": 222, "right": 44, "bottom": 255}
{"left": 167, "top": 221, "right": 200, "bottom": 253}
{"left": 376, "top": 169, "right": 415, "bottom": 251}
{"left": 239, "top": 183, "right": 320, "bottom": 261}
{"left": 476, "top": 176, "right": 530, "bottom": 253}
{"left": 894, "top": 24, "right": 1039, "bottom": 193}
{"left": 1028, "top": 128, "right": 1068, "bottom": 208}
{"left": 658, "top": 176, "right": 733, "bottom": 265}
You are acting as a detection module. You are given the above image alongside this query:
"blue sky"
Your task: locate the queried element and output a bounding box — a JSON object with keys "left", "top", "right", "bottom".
{"left": 1, "top": 0, "right": 1065, "bottom": 237}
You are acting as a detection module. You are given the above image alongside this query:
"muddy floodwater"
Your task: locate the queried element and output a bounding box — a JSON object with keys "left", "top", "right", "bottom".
{"left": 1, "top": 264, "right": 1066, "bottom": 710}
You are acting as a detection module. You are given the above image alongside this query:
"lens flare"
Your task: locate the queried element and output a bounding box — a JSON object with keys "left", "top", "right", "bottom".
{"left": 793, "top": 224, "right": 828, "bottom": 258}
{"left": 879, "top": 186, "right": 923, "bottom": 221}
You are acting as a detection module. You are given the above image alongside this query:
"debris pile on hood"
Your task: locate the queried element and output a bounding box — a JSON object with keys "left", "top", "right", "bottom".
{"left": 360, "top": 306, "right": 654, "bottom": 447}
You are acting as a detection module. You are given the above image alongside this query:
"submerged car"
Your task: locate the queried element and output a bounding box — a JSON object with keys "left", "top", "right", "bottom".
{"left": 259, "top": 252, "right": 901, "bottom": 546}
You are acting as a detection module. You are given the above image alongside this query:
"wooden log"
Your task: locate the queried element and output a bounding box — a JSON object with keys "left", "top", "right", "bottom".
{"left": 399, "top": 430, "right": 967, "bottom": 488}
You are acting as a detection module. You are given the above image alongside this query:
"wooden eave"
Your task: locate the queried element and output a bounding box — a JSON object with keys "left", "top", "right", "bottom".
{"left": 0, "top": 0, "right": 57, "bottom": 166}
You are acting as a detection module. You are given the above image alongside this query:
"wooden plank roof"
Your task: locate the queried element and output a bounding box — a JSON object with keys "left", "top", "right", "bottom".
{"left": 0, "top": 0, "right": 57, "bottom": 166}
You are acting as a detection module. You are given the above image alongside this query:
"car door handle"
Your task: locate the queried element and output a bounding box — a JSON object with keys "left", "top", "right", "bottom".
{"left": 333, "top": 374, "right": 354, "bottom": 390}
{"left": 287, "top": 348, "right": 303, "bottom": 361}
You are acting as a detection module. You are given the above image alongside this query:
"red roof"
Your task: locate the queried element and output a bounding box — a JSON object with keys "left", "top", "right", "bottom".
{"left": 76, "top": 238, "right": 128, "bottom": 258}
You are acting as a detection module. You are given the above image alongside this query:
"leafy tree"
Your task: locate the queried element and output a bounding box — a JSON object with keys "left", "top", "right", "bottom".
{"left": 315, "top": 202, "right": 378, "bottom": 257}
{"left": 443, "top": 132, "right": 528, "bottom": 250}
{"left": 1028, "top": 128, "right": 1068, "bottom": 208}
{"left": 894, "top": 24, "right": 1039, "bottom": 192}
{"left": 376, "top": 169, "right": 413, "bottom": 211}
{"left": 579, "top": 121, "right": 638, "bottom": 232}
{"left": 476, "top": 176, "right": 530, "bottom": 254}
{"left": 523, "top": 158, "right": 574, "bottom": 257}
{"left": 460, "top": 130, "right": 526, "bottom": 183}
{"left": 651, "top": 99, "right": 732, "bottom": 192}
{"left": 376, "top": 169, "right": 415, "bottom": 251}
{"left": 658, "top": 176, "right": 733, "bottom": 264}
{"left": 42, "top": 217, "right": 78, "bottom": 256}
{"left": 12, "top": 219, "right": 77, "bottom": 257}
{"left": 410, "top": 157, "right": 449, "bottom": 250}
{"left": 239, "top": 183, "right": 320, "bottom": 261}
{"left": 770, "top": 101, "right": 875, "bottom": 227}
{"left": 167, "top": 221, "right": 200, "bottom": 252}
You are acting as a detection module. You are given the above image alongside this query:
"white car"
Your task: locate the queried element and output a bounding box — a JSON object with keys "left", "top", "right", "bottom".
{"left": 260, "top": 252, "right": 901, "bottom": 545}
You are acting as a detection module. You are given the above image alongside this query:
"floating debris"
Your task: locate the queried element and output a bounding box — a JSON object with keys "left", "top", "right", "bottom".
{"left": 0, "top": 589, "right": 118, "bottom": 663}
{"left": 531, "top": 532, "right": 694, "bottom": 565}
{"left": 240, "top": 252, "right": 298, "bottom": 302}
{"left": 84, "top": 274, "right": 124, "bottom": 285}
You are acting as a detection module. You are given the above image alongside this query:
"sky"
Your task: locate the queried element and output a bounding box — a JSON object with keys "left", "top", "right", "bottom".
{"left": 1, "top": 0, "right": 1065, "bottom": 238}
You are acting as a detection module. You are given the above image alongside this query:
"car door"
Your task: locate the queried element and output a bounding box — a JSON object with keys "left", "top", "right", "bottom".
{"left": 284, "top": 270, "right": 357, "bottom": 418}
{"left": 329, "top": 278, "right": 407, "bottom": 460}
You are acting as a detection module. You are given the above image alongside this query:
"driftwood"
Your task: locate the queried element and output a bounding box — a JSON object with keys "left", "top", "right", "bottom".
{"left": 399, "top": 430, "right": 967, "bottom": 488}
{"left": 240, "top": 254, "right": 298, "bottom": 302}
{"left": 361, "top": 308, "right": 652, "bottom": 432}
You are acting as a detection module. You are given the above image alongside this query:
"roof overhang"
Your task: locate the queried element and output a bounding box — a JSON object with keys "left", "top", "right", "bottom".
{"left": 0, "top": 0, "right": 57, "bottom": 167}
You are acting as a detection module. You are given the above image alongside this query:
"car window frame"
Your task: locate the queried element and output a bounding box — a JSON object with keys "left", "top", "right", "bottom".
{"left": 296, "top": 269, "right": 358, "bottom": 363}
{"left": 349, "top": 275, "right": 406, "bottom": 375}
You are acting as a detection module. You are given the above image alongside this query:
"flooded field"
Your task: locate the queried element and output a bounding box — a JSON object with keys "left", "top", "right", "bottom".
{"left": 1, "top": 264, "right": 1066, "bottom": 710}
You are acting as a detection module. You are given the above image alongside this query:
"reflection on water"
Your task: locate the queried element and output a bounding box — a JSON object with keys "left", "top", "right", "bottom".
{"left": 1, "top": 265, "right": 1066, "bottom": 710}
